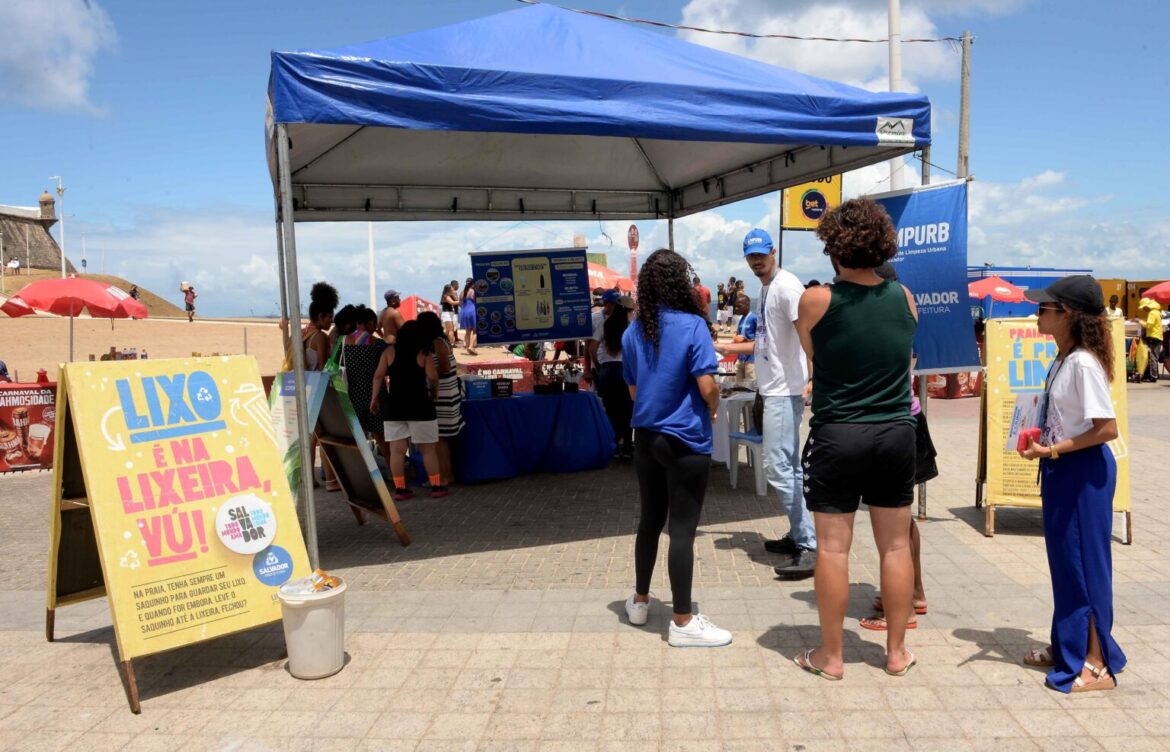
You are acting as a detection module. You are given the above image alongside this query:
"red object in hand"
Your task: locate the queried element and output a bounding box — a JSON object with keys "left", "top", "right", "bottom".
{"left": 1017, "top": 427, "right": 1042, "bottom": 452}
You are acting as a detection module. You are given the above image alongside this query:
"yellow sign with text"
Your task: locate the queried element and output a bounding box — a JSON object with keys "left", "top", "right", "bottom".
{"left": 782, "top": 175, "right": 842, "bottom": 230}
{"left": 47, "top": 356, "right": 310, "bottom": 661}
{"left": 984, "top": 318, "right": 1130, "bottom": 512}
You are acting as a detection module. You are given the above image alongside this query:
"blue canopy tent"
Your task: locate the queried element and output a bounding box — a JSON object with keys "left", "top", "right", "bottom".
{"left": 265, "top": 3, "right": 931, "bottom": 562}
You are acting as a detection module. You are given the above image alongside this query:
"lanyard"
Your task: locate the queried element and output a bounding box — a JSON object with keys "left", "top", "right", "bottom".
{"left": 757, "top": 274, "right": 773, "bottom": 362}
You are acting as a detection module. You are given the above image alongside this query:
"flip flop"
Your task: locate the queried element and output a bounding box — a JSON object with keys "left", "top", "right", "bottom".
{"left": 885, "top": 651, "right": 917, "bottom": 677}
{"left": 859, "top": 614, "right": 918, "bottom": 632}
{"left": 794, "top": 648, "right": 843, "bottom": 681}
{"left": 871, "top": 597, "right": 928, "bottom": 615}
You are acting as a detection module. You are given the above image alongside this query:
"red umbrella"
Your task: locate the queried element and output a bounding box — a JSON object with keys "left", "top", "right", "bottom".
{"left": 1141, "top": 280, "right": 1170, "bottom": 305}
{"left": 1, "top": 278, "right": 149, "bottom": 360}
{"left": 967, "top": 275, "right": 1026, "bottom": 303}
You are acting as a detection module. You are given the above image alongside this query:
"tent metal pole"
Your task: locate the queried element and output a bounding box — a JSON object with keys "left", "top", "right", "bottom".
{"left": 668, "top": 218, "right": 674, "bottom": 252}
{"left": 915, "top": 145, "right": 931, "bottom": 522}
{"left": 275, "top": 214, "right": 288, "bottom": 321}
{"left": 277, "top": 123, "right": 320, "bottom": 569}
{"left": 368, "top": 222, "right": 377, "bottom": 311}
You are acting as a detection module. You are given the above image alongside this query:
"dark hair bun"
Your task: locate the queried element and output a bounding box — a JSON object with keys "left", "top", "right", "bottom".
{"left": 310, "top": 282, "right": 339, "bottom": 311}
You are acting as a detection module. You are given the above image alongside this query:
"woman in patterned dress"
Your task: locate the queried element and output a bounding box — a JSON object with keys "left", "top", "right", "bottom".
{"left": 418, "top": 311, "right": 463, "bottom": 486}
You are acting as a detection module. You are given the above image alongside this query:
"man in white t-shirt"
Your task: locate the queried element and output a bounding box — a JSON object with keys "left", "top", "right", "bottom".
{"left": 717, "top": 228, "right": 816, "bottom": 579}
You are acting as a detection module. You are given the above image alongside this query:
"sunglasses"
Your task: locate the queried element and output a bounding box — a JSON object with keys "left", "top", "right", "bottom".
{"left": 1038, "top": 304, "right": 1064, "bottom": 315}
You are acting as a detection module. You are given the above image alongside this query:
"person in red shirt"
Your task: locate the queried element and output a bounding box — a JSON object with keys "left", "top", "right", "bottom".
{"left": 692, "top": 276, "right": 712, "bottom": 320}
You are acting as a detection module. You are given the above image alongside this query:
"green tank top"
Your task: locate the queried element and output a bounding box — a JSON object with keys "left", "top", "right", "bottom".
{"left": 810, "top": 279, "right": 916, "bottom": 426}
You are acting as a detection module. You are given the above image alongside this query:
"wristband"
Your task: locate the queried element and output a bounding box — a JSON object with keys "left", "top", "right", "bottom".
{"left": 1048, "top": 445, "right": 1060, "bottom": 460}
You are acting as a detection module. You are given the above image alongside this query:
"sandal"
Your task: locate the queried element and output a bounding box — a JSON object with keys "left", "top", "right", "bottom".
{"left": 1023, "top": 646, "right": 1055, "bottom": 667}
{"left": 884, "top": 650, "right": 917, "bottom": 677}
{"left": 1071, "top": 662, "right": 1114, "bottom": 693}
{"left": 793, "top": 648, "right": 842, "bottom": 681}
{"left": 859, "top": 614, "right": 918, "bottom": 632}
{"left": 872, "top": 596, "right": 928, "bottom": 615}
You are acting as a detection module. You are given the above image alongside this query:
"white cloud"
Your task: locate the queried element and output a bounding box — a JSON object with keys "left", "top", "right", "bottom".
{"left": 679, "top": 0, "right": 959, "bottom": 91}
{"left": 72, "top": 167, "right": 1169, "bottom": 318}
{"left": 0, "top": 0, "right": 116, "bottom": 113}
{"left": 968, "top": 170, "right": 1090, "bottom": 228}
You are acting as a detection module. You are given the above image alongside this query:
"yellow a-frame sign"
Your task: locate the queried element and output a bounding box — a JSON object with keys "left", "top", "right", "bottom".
{"left": 47, "top": 356, "right": 311, "bottom": 712}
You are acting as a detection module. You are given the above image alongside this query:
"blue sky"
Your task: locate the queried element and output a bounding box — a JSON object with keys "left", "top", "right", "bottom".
{"left": 2, "top": 0, "right": 1167, "bottom": 315}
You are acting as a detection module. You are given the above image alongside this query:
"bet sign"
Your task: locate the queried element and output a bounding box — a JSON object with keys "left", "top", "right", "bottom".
{"left": 782, "top": 176, "right": 842, "bottom": 231}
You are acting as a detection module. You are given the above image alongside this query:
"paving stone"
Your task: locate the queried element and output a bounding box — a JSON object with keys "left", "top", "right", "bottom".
{"left": 2, "top": 386, "right": 1170, "bottom": 749}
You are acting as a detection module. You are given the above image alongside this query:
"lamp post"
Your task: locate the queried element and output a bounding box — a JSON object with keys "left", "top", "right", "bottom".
{"left": 49, "top": 176, "right": 65, "bottom": 278}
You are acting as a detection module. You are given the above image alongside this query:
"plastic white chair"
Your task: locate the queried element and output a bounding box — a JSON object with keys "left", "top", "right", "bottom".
{"left": 726, "top": 398, "right": 766, "bottom": 496}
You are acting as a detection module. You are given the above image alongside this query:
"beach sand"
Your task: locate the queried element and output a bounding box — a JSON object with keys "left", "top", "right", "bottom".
{"left": 1, "top": 316, "right": 535, "bottom": 382}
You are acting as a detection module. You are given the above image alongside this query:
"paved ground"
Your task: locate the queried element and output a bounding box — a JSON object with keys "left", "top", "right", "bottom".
{"left": 2, "top": 383, "right": 1170, "bottom": 751}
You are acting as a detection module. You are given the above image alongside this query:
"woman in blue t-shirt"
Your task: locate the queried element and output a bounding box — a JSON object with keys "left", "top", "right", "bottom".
{"left": 620, "top": 249, "right": 730, "bottom": 648}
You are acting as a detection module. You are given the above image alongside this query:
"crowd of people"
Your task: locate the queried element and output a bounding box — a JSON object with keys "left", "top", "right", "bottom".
{"left": 283, "top": 283, "right": 466, "bottom": 500}
{"left": 272, "top": 212, "right": 1130, "bottom": 691}
{"left": 609, "top": 199, "right": 1124, "bottom": 694}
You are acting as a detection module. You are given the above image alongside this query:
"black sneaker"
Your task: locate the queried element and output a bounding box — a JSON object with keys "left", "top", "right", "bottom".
{"left": 764, "top": 536, "right": 799, "bottom": 555}
{"left": 774, "top": 548, "right": 817, "bottom": 580}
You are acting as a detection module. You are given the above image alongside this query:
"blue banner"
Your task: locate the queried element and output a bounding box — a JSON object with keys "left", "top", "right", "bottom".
{"left": 469, "top": 247, "right": 593, "bottom": 345}
{"left": 874, "top": 181, "right": 981, "bottom": 373}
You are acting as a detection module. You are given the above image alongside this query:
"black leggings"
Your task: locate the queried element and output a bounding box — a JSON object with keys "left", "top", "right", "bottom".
{"left": 597, "top": 361, "right": 633, "bottom": 445}
{"left": 633, "top": 428, "right": 710, "bottom": 615}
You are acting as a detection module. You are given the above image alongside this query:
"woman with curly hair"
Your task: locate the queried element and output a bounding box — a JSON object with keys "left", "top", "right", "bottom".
{"left": 793, "top": 198, "right": 919, "bottom": 680}
{"left": 620, "top": 249, "right": 729, "bottom": 647}
{"left": 1018, "top": 275, "right": 1124, "bottom": 692}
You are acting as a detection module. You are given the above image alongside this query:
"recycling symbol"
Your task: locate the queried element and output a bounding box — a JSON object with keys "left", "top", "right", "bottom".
{"left": 195, "top": 387, "right": 214, "bottom": 403}
{"left": 119, "top": 550, "right": 141, "bottom": 569}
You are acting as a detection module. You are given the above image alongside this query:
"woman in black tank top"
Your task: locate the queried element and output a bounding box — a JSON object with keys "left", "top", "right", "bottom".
{"left": 370, "top": 321, "right": 445, "bottom": 499}
{"left": 792, "top": 198, "right": 919, "bottom": 681}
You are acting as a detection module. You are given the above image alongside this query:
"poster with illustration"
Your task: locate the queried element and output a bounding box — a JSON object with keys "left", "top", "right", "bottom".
{"left": 0, "top": 383, "right": 56, "bottom": 473}
{"left": 47, "top": 356, "right": 310, "bottom": 661}
{"left": 469, "top": 247, "right": 592, "bottom": 346}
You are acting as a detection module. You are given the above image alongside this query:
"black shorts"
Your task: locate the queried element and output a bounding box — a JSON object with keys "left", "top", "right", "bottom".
{"left": 802, "top": 421, "right": 916, "bottom": 513}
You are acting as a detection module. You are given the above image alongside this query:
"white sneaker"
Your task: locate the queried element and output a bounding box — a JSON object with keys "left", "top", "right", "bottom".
{"left": 625, "top": 594, "right": 649, "bottom": 626}
{"left": 668, "top": 613, "right": 732, "bottom": 648}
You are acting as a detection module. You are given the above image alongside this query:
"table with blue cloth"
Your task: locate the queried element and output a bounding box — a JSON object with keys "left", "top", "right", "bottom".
{"left": 457, "top": 392, "right": 616, "bottom": 483}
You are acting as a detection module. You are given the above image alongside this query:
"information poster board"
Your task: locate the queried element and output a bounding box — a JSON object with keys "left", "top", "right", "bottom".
{"left": 269, "top": 370, "right": 329, "bottom": 497}
{"left": 47, "top": 356, "right": 311, "bottom": 665}
{"left": 0, "top": 382, "right": 56, "bottom": 473}
{"left": 469, "top": 247, "right": 592, "bottom": 346}
{"left": 981, "top": 318, "right": 1130, "bottom": 537}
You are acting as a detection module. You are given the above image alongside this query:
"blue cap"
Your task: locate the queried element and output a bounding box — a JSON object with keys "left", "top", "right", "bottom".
{"left": 601, "top": 289, "right": 621, "bottom": 304}
{"left": 743, "top": 228, "right": 773, "bottom": 256}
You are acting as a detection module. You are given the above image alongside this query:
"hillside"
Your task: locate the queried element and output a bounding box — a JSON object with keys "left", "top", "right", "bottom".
{"left": 0, "top": 270, "right": 186, "bottom": 319}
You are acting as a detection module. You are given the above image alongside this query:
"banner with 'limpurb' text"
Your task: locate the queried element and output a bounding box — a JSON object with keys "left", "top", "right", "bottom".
{"left": 874, "top": 180, "right": 981, "bottom": 374}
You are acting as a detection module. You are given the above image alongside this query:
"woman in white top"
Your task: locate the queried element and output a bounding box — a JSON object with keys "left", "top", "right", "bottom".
{"left": 1018, "top": 275, "right": 1125, "bottom": 693}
